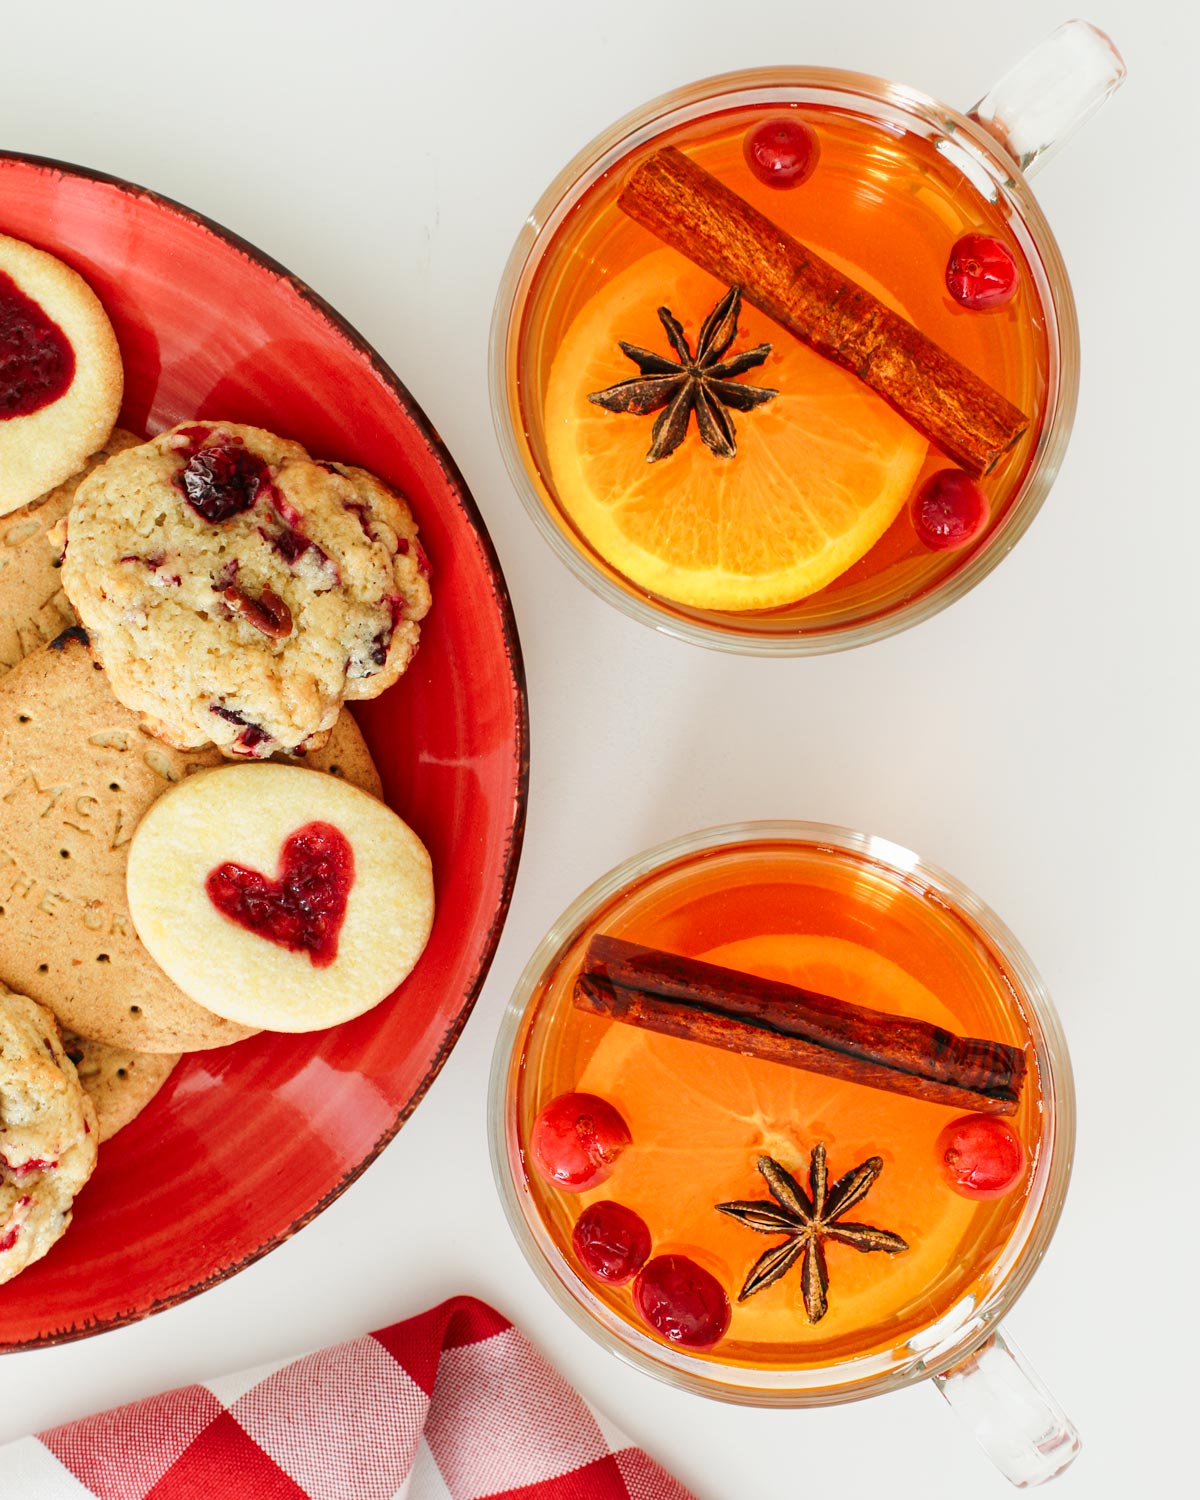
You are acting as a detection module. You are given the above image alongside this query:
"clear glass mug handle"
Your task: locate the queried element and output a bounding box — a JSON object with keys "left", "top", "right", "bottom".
{"left": 966, "top": 18, "right": 1126, "bottom": 176}
{"left": 933, "top": 1328, "right": 1080, "bottom": 1486}
{"left": 930, "top": 22, "right": 1121, "bottom": 1486}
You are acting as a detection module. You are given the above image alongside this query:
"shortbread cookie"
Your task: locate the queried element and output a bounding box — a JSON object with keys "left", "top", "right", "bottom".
{"left": 59, "top": 421, "right": 431, "bottom": 758}
{"left": 0, "top": 233, "right": 123, "bottom": 517}
{"left": 0, "top": 983, "right": 98, "bottom": 1284}
{"left": 0, "top": 630, "right": 383, "bottom": 1052}
{"left": 128, "top": 763, "right": 434, "bottom": 1032}
{"left": 60, "top": 1030, "right": 178, "bottom": 1143}
{"left": 0, "top": 431, "right": 140, "bottom": 674}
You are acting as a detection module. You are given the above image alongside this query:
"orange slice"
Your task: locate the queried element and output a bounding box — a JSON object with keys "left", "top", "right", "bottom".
{"left": 577, "top": 934, "right": 977, "bottom": 1352}
{"left": 544, "top": 248, "right": 928, "bottom": 611}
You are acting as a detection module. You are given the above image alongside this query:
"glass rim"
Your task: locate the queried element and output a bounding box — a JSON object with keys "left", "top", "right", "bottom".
{"left": 487, "top": 819, "right": 1076, "bottom": 1406}
{"left": 488, "top": 65, "right": 1081, "bottom": 657}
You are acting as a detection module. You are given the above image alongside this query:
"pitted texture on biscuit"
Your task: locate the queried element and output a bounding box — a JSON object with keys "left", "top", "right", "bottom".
{"left": 0, "top": 984, "right": 98, "bottom": 1284}
{"left": 60, "top": 1029, "right": 178, "bottom": 1142}
{"left": 0, "top": 431, "right": 140, "bottom": 675}
{"left": 0, "top": 233, "right": 123, "bottom": 517}
{"left": 60, "top": 422, "right": 432, "bottom": 758}
{"left": 0, "top": 631, "right": 383, "bottom": 1052}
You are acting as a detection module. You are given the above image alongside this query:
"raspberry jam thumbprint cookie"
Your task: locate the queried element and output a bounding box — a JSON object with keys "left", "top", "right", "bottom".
{"left": 0, "top": 233, "right": 122, "bottom": 516}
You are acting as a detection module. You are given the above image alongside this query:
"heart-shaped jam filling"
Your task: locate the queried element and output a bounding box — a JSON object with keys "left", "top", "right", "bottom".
{"left": 0, "top": 269, "right": 76, "bottom": 419}
{"left": 205, "top": 821, "right": 354, "bottom": 967}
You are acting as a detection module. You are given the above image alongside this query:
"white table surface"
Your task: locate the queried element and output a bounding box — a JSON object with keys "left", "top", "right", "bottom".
{"left": 2, "top": 1, "right": 1195, "bottom": 1495}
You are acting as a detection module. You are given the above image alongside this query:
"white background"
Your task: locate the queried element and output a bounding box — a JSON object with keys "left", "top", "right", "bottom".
{"left": 2, "top": 1, "right": 1196, "bottom": 1496}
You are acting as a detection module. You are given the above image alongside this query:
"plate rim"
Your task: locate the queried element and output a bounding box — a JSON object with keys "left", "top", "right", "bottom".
{"left": 0, "top": 149, "right": 531, "bottom": 1351}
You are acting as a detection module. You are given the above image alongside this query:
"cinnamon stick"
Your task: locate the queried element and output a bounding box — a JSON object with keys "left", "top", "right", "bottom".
{"left": 618, "top": 147, "right": 1029, "bottom": 478}
{"left": 575, "top": 935, "right": 1026, "bottom": 1115}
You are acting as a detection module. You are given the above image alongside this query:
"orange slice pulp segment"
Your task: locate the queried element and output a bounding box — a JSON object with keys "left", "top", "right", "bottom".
{"left": 543, "top": 249, "right": 928, "bottom": 612}
{"left": 577, "top": 934, "right": 978, "bottom": 1353}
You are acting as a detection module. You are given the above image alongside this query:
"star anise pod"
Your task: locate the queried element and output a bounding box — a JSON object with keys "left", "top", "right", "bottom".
{"left": 716, "top": 1145, "right": 908, "bottom": 1323}
{"left": 586, "top": 285, "right": 778, "bottom": 461}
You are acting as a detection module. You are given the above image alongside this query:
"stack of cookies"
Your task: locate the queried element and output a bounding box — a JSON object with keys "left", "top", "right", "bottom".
{"left": 1, "top": 234, "right": 435, "bottom": 1284}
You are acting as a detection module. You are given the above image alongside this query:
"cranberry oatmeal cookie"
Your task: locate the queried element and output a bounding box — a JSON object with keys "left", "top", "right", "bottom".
{"left": 0, "top": 430, "right": 140, "bottom": 674}
{"left": 59, "top": 422, "right": 432, "bottom": 757}
{"left": 0, "top": 233, "right": 123, "bottom": 517}
{"left": 0, "top": 983, "right": 98, "bottom": 1285}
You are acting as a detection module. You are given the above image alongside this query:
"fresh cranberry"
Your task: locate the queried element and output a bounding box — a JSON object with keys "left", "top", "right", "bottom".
{"left": 265, "top": 526, "right": 311, "bottom": 565}
{"left": 269, "top": 488, "right": 304, "bottom": 529}
{"left": 176, "top": 442, "right": 273, "bottom": 523}
{"left": 368, "top": 626, "right": 393, "bottom": 669}
{"left": 936, "top": 1115, "right": 1025, "bottom": 1199}
{"left": 572, "top": 1200, "right": 652, "bottom": 1284}
{"left": 946, "top": 234, "right": 1019, "bottom": 311}
{"left": 344, "top": 501, "right": 376, "bottom": 540}
{"left": 529, "top": 1092, "right": 631, "bottom": 1192}
{"left": 743, "top": 117, "right": 820, "bottom": 189}
{"left": 210, "top": 703, "right": 272, "bottom": 754}
{"left": 633, "top": 1255, "right": 731, "bottom": 1350}
{"left": 205, "top": 821, "right": 355, "bottom": 966}
{"left": 0, "top": 269, "right": 75, "bottom": 418}
{"left": 210, "top": 702, "right": 255, "bottom": 730}
{"left": 911, "top": 470, "right": 990, "bottom": 551}
{"left": 233, "top": 725, "right": 271, "bottom": 757}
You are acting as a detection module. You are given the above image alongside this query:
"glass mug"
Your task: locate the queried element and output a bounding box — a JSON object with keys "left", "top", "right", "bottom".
{"left": 489, "top": 823, "right": 1078, "bottom": 1486}
{"left": 490, "top": 21, "right": 1125, "bottom": 653}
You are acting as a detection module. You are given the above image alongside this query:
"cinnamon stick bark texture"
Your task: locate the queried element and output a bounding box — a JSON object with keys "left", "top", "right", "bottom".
{"left": 618, "top": 147, "right": 1029, "bottom": 477}
{"left": 576, "top": 935, "right": 1026, "bottom": 1115}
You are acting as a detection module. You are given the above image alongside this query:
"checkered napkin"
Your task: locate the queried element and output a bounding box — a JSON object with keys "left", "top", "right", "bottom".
{"left": 2, "top": 1297, "right": 696, "bottom": 1500}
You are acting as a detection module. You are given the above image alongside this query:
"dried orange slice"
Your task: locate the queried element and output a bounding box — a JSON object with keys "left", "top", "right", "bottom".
{"left": 544, "top": 248, "right": 928, "bottom": 611}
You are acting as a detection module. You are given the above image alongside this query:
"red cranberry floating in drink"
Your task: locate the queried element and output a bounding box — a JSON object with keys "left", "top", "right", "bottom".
{"left": 633, "top": 1254, "right": 731, "bottom": 1349}
{"left": 911, "top": 469, "right": 990, "bottom": 551}
{"left": 529, "top": 1092, "right": 631, "bottom": 1192}
{"left": 946, "top": 233, "right": 1019, "bottom": 311}
{"left": 936, "top": 1114, "right": 1025, "bottom": 1199}
{"left": 571, "top": 1200, "right": 652, "bottom": 1284}
{"left": 743, "top": 117, "right": 820, "bottom": 188}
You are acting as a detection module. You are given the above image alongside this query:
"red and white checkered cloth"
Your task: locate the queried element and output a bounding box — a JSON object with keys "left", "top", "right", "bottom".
{"left": 3, "top": 1297, "right": 697, "bottom": 1499}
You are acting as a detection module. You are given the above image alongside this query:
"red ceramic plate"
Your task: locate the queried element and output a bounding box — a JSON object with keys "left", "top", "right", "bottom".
{"left": 0, "top": 153, "right": 528, "bottom": 1349}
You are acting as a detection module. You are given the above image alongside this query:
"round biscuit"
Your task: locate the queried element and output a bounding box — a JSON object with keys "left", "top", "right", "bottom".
{"left": 60, "top": 1029, "right": 179, "bottom": 1142}
{"left": 127, "top": 763, "right": 433, "bottom": 1032}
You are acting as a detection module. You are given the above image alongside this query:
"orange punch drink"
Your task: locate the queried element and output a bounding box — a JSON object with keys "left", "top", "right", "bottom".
{"left": 490, "top": 49, "right": 1126, "bottom": 652}
{"left": 490, "top": 825, "right": 1075, "bottom": 1413}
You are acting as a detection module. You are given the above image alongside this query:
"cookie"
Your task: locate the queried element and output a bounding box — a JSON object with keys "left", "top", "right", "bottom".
{"left": 0, "top": 630, "right": 383, "bottom": 1052}
{"left": 59, "top": 421, "right": 432, "bottom": 758}
{"left": 0, "top": 233, "right": 123, "bottom": 517}
{"left": 0, "top": 431, "right": 140, "bottom": 675}
{"left": 60, "top": 1029, "right": 178, "bottom": 1142}
{"left": 0, "top": 983, "right": 98, "bottom": 1285}
{"left": 127, "top": 763, "right": 434, "bottom": 1032}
